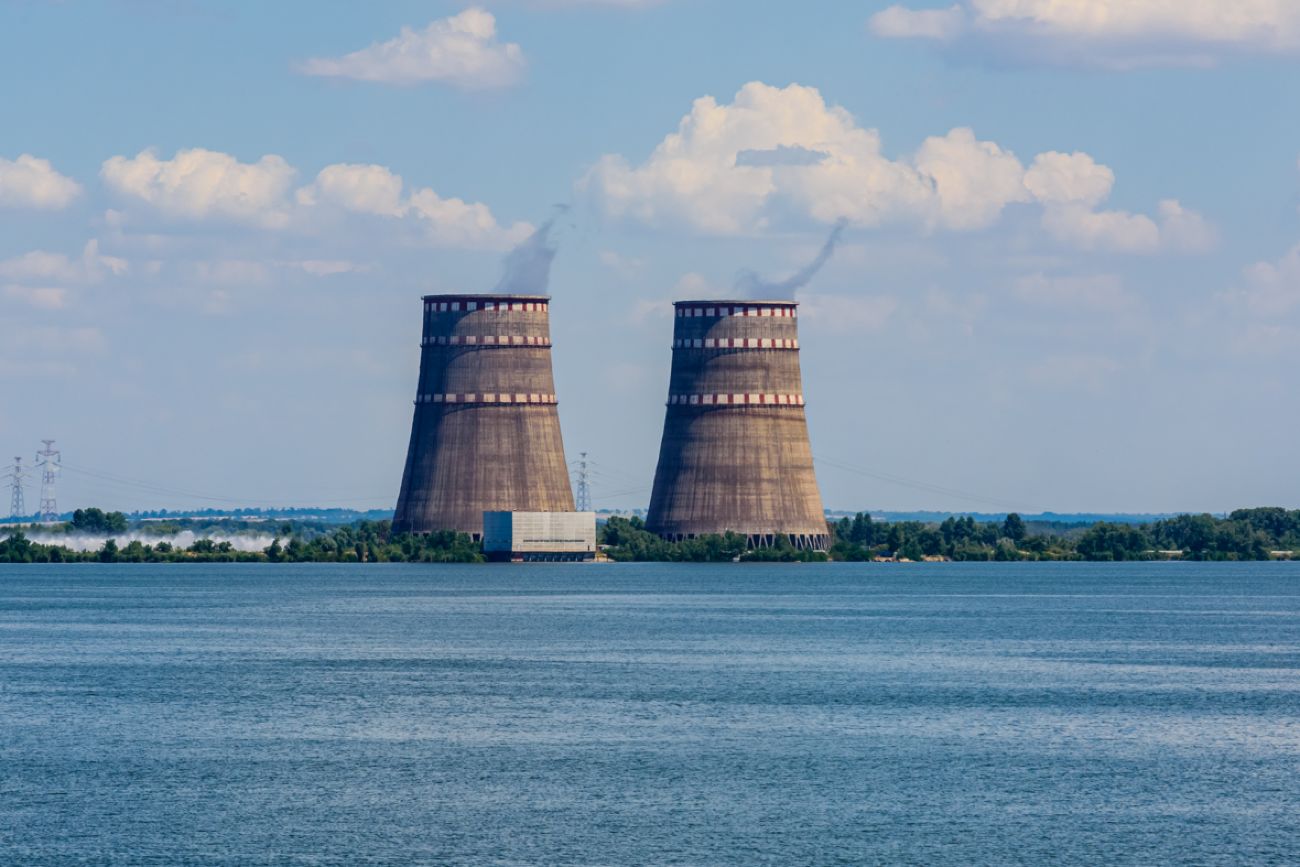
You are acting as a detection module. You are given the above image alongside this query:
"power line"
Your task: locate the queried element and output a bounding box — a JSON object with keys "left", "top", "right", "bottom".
{"left": 814, "top": 454, "right": 1031, "bottom": 512}
{"left": 592, "top": 485, "right": 652, "bottom": 503}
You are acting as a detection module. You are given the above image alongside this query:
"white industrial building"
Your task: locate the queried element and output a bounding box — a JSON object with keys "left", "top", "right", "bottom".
{"left": 482, "top": 511, "right": 597, "bottom": 562}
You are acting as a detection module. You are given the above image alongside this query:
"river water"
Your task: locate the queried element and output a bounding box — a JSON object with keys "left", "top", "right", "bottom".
{"left": 2, "top": 563, "right": 1297, "bottom": 865}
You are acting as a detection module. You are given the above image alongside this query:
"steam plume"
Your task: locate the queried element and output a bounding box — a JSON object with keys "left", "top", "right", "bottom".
{"left": 734, "top": 218, "right": 848, "bottom": 299}
{"left": 493, "top": 205, "right": 568, "bottom": 294}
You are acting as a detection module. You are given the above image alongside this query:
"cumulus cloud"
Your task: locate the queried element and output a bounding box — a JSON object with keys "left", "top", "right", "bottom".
{"left": 869, "top": 1, "right": 1300, "bottom": 68}
{"left": 0, "top": 154, "right": 82, "bottom": 209}
{"left": 406, "top": 187, "right": 533, "bottom": 249}
{"left": 101, "top": 149, "right": 528, "bottom": 250}
{"left": 298, "top": 7, "right": 525, "bottom": 89}
{"left": 582, "top": 81, "right": 1208, "bottom": 253}
{"left": 102, "top": 148, "right": 297, "bottom": 227}
{"left": 1229, "top": 244, "right": 1300, "bottom": 316}
{"left": 1023, "top": 151, "right": 1114, "bottom": 207}
{"left": 296, "top": 163, "right": 405, "bottom": 216}
{"left": 1040, "top": 197, "right": 1215, "bottom": 253}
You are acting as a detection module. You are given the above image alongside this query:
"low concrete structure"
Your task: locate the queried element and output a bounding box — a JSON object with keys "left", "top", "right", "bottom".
{"left": 482, "top": 511, "right": 597, "bottom": 561}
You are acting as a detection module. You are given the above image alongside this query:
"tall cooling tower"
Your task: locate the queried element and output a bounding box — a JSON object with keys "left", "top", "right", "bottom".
{"left": 393, "top": 294, "right": 575, "bottom": 539}
{"left": 646, "top": 299, "right": 830, "bottom": 550}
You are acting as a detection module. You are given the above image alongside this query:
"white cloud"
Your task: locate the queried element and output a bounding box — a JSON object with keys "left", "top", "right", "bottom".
{"left": 0, "top": 154, "right": 82, "bottom": 210}
{"left": 1040, "top": 204, "right": 1160, "bottom": 253}
{"left": 100, "top": 148, "right": 527, "bottom": 250}
{"left": 583, "top": 81, "right": 1207, "bottom": 253}
{"left": 870, "top": 0, "right": 1300, "bottom": 68}
{"left": 1156, "top": 199, "right": 1218, "bottom": 253}
{"left": 1230, "top": 244, "right": 1300, "bottom": 316}
{"left": 1023, "top": 152, "right": 1113, "bottom": 207}
{"left": 910, "top": 127, "right": 1030, "bottom": 230}
{"left": 298, "top": 7, "right": 525, "bottom": 89}
{"left": 869, "top": 4, "right": 964, "bottom": 41}
{"left": 298, "top": 162, "right": 531, "bottom": 248}
{"left": 102, "top": 148, "right": 297, "bottom": 227}
{"left": 1039, "top": 198, "right": 1214, "bottom": 253}
{"left": 296, "top": 164, "right": 405, "bottom": 216}
{"left": 406, "top": 188, "right": 533, "bottom": 249}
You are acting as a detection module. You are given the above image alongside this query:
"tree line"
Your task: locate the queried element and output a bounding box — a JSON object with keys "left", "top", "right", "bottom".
{"left": 1, "top": 507, "right": 1298, "bottom": 564}
{"left": 827, "top": 508, "right": 1300, "bottom": 562}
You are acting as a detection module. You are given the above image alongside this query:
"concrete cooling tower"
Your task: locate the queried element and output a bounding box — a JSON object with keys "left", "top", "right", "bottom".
{"left": 645, "top": 300, "right": 830, "bottom": 551}
{"left": 393, "top": 294, "right": 575, "bottom": 539}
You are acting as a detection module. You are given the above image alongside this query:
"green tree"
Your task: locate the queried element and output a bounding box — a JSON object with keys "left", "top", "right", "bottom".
{"left": 1002, "top": 513, "right": 1026, "bottom": 543}
{"left": 99, "top": 539, "right": 119, "bottom": 562}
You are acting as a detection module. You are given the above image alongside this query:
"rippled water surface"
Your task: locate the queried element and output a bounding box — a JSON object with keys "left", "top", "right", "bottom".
{"left": 2, "top": 563, "right": 1298, "bottom": 865}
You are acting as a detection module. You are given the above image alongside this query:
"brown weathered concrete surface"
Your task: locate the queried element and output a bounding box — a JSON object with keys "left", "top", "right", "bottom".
{"left": 646, "top": 300, "right": 830, "bottom": 550}
{"left": 393, "top": 294, "right": 575, "bottom": 538}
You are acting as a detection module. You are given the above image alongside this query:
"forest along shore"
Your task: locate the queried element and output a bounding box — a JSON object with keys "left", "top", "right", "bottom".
{"left": 2, "top": 507, "right": 1299, "bottom": 564}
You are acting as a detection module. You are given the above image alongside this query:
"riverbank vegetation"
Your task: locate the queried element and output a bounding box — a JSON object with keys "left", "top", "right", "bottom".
{"left": 1, "top": 508, "right": 1298, "bottom": 564}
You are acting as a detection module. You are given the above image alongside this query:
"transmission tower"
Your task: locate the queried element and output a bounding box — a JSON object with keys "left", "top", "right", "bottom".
{"left": 4, "top": 457, "right": 27, "bottom": 520}
{"left": 573, "top": 451, "right": 592, "bottom": 512}
{"left": 35, "top": 440, "right": 61, "bottom": 523}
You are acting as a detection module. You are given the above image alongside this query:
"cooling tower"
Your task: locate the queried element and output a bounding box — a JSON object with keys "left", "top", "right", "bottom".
{"left": 393, "top": 294, "right": 575, "bottom": 539}
{"left": 646, "top": 300, "right": 830, "bottom": 550}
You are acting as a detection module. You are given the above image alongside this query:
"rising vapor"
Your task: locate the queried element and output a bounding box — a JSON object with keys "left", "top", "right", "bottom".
{"left": 733, "top": 218, "right": 849, "bottom": 299}
{"left": 493, "top": 206, "right": 569, "bottom": 294}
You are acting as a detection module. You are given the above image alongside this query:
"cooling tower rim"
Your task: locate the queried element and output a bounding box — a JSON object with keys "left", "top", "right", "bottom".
{"left": 674, "top": 298, "right": 798, "bottom": 307}
{"left": 423, "top": 293, "right": 551, "bottom": 302}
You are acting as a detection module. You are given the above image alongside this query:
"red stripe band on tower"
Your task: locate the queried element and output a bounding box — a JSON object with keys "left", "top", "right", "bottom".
{"left": 430, "top": 301, "right": 549, "bottom": 313}
{"left": 675, "top": 305, "right": 796, "bottom": 318}
{"left": 666, "top": 393, "right": 805, "bottom": 407}
{"left": 422, "top": 335, "right": 552, "bottom": 347}
{"left": 671, "top": 338, "right": 799, "bottom": 349}
{"left": 416, "top": 393, "right": 558, "bottom": 405}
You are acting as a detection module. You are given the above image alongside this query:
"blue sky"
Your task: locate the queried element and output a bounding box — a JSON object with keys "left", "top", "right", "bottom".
{"left": 3, "top": 0, "right": 1300, "bottom": 514}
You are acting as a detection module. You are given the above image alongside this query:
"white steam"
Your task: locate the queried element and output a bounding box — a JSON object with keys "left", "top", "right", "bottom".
{"left": 8, "top": 531, "right": 276, "bottom": 553}
{"left": 734, "top": 218, "right": 848, "bottom": 299}
{"left": 493, "top": 206, "right": 568, "bottom": 294}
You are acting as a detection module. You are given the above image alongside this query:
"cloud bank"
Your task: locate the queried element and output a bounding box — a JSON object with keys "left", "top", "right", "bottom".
{"left": 870, "top": 1, "right": 1300, "bottom": 68}
{"left": 102, "top": 148, "right": 531, "bottom": 249}
{"left": 582, "top": 81, "right": 1210, "bottom": 253}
